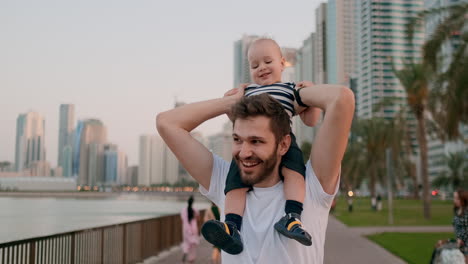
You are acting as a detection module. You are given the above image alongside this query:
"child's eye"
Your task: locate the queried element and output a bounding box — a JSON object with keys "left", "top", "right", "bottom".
{"left": 265, "top": 61, "right": 272, "bottom": 64}
{"left": 251, "top": 65, "right": 258, "bottom": 69}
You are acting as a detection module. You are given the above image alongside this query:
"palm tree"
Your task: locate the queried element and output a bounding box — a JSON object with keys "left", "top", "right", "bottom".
{"left": 432, "top": 151, "right": 468, "bottom": 190}
{"left": 407, "top": 3, "right": 468, "bottom": 140}
{"left": 392, "top": 61, "right": 432, "bottom": 219}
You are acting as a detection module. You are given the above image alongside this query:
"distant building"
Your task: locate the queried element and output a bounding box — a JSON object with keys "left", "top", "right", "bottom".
{"left": 58, "top": 104, "right": 75, "bottom": 177}
{"left": 357, "top": 0, "right": 425, "bottom": 119}
{"left": 14, "top": 111, "right": 46, "bottom": 172}
{"left": 233, "top": 34, "right": 259, "bottom": 87}
{"left": 126, "top": 166, "right": 138, "bottom": 186}
{"left": 315, "top": 3, "right": 328, "bottom": 84}
{"left": 77, "top": 119, "right": 107, "bottom": 186}
{"left": 326, "top": 0, "right": 359, "bottom": 85}
{"left": 208, "top": 122, "right": 232, "bottom": 162}
{"left": 139, "top": 134, "right": 179, "bottom": 186}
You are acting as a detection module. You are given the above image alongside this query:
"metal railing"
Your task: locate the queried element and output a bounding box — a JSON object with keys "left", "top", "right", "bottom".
{"left": 0, "top": 210, "right": 205, "bottom": 264}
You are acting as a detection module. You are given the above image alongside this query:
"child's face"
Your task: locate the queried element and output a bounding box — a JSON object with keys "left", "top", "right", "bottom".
{"left": 248, "top": 40, "right": 285, "bottom": 86}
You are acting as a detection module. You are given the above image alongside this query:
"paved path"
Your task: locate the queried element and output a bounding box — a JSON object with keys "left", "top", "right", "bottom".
{"left": 150, "top": 216, "right": 452, "bottom": 263}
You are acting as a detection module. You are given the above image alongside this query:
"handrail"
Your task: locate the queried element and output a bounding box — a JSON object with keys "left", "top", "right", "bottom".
{"left": 0, "top": 210, "right": 205, "bottom": 264}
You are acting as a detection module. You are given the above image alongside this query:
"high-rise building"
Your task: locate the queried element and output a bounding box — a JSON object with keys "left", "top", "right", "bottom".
{"left": 357, "top": 0, "right": 425, "bottom": 119}
{"left": 138, "top": 135, "right": 152, "bottom": 186}
{"left": 296, "top": 33, "right": 316, "bottom": 83}
{"left": 294, "top": 34, "right": 320, "bottom": 147}
{"left": 77, "top": 119, "right": 107, "bottom": 186}
{"left": 315, "top": 3, "right": 328, "bottom": 84}
{"left": 139, "top": 134, "right": 179, "bottom": 186}
{"left": 208, "top": 121, "right": 233, "bottom": 162}
{"left": 57, "top": 104, "right": 75, "bottom": 177}
{"left": 14, "top": 111, "right": 46, "bottom": 172}
{"left": 234, "top": 35, "right": 259, "bottom": 87}
{"left": 104, "top": 147, "right": 118, "bottom": 184}
{"left": 424, "top": 0, "right": 468, "bottom": 179}
{"left": 326, "top": 0, "right": 359, "bottom": 85}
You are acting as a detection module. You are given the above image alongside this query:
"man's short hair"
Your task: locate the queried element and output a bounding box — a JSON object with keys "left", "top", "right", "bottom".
{"left": 231, "top": 94, "right": 291, "bottom": 142}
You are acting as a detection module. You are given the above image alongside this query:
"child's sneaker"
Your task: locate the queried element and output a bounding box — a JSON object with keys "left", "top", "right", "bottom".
{"left": 201, "top": 220, "right": 243, "bottom": 254}
{"left": 274, "top": 213, "right": 312, "bottom": 246}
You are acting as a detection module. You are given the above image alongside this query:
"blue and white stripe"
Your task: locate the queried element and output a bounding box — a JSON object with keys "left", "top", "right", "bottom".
{"left": 244, "top": 82, "right": 296, "bottom": 117}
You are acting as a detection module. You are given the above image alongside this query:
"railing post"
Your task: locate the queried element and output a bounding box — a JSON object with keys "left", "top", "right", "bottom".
{"left": 29, "top": 242, "right": 35, "bottom": 264}
{"left": 122, "top": 225, "right": 127, "bottom": 264}
{"left": 101, "top": 229, "right": 105, "bottom": 264}
{"left": 70, "top": 233, "right": 75, "bottom": 264}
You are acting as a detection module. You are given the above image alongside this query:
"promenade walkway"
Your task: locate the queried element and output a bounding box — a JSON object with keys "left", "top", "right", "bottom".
{"left": 150, "top": 215, "right": 452, "bottom": 264}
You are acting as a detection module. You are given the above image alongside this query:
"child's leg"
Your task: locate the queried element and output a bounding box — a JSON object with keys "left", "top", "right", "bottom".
{"left": 282, "top": 167, "right": 305, "bottom": 212}
{"left": 201, "top": 160, "right": 248, "bottom": 255}
{"left": 224, "top": 187, "right": 248, "bottom": 232}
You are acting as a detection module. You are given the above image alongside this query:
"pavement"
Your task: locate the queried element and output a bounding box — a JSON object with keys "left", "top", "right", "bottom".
{"left": 146, "top": 215, "right": 452, "bottom": 264}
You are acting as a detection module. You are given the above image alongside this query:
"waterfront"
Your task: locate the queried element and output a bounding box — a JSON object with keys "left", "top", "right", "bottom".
{"left": 1, "top": 193, "right": 210, "bottom": 244}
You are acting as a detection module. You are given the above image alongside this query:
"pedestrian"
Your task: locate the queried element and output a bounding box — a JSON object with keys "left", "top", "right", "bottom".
{"left": 453, "top": 190, "right": 468, "bottom": 263}
{"left": 181, "top": 196, "right": 200, "bottom": 263}
{"left": 204, "top": 202, "right": 221, "bottom": 264}
{"left": 376, "top": 194, "right": 382, "bottom": 211}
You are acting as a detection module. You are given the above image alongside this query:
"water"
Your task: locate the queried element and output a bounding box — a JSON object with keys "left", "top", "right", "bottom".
{"left": 1, "top": 194, "right": 210, "bottom": 244}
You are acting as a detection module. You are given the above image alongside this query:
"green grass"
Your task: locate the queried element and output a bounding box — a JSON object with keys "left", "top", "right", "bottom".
{"left": 333, "top": 197, "right": 453, "bottom": 226}
{"left": 367, "top": 232, "right": 454, "bottom": 264}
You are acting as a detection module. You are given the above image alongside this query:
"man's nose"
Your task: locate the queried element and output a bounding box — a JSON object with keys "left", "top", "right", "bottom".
{"left": 239, "top": 143, "right": 252, "bottom": 158}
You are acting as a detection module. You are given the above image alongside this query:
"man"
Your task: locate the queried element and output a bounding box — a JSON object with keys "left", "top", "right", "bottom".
{"left": 156, "top": 83, "right": 354, "bottom": 263}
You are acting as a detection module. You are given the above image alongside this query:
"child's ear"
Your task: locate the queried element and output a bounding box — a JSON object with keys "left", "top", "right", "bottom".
{"left": 281, "top": 57, "right": 286, "bottom": 70}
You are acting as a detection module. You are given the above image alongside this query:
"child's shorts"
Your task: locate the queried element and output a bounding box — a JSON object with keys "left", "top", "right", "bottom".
{"left": 224, "top": 132, "right": 306, "bottom": 195}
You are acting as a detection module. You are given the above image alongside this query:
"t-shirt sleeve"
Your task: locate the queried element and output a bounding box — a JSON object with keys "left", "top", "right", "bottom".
{"left": 305, "top": 160, "right": 339, "bottom": 208}
{"left": 199, "top": 153, "right": 230, "bottom": 207}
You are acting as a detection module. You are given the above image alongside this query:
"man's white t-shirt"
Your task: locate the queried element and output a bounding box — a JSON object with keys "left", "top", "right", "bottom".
{"left": 200, "top": 154, "right": 338, "bottom": 264}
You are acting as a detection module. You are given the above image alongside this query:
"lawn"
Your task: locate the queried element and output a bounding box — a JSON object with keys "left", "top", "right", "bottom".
{"left": 367, "top": 232, "right": 454, "bottom": 264}
{"left": 333, "top": 197, "right": 453, "bottom": 226}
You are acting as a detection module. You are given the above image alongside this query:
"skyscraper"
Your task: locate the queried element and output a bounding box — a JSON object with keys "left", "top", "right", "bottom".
{"left": 233, "top": 35, "right": 259, "bottom": 87}
{"left": 315, "top": 3, "right": 328, "bottom": 84}
{"left": 326, "top": 0, "right": 359, "bottom": 85}
{"left": 77, "top": 119, "right": 107, "bottom": 186}
{"left": 58, "top": 104, "right": 75, "bottom": 177}
{"left": 357, "top": 0, "right": 425, "bottom": 119}
{"left": 14, "top": 111, "right": 46, "bottom": 172}
{"left": 139, "top": 134, "right": 179, "bottom": 186}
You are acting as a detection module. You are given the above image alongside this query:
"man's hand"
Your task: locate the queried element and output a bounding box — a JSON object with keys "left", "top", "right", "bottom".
{"left": 224, "top": 84, "right": 247, "bottom": 120}
{"left": 300, "top": 107, "right": 322, "bottom": 127}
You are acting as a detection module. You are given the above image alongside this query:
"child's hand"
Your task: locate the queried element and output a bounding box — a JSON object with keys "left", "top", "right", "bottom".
{"left": 296, "top": 81, "right": 314, "bottom": 88}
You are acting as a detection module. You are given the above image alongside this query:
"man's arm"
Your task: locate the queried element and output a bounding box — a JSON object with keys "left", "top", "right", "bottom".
{"left": 156, "top": 91, "right": 242, "bottom": 190}
{"left": 298, "top": 84, "right": 355, "bottom": 194}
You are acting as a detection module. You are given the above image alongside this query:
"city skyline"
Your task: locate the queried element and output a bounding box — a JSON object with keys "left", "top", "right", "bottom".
{"left": 0, "top": 0, "right": 324, "bottom": 167}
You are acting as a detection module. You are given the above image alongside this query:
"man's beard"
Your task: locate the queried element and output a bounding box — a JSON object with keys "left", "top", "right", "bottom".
{"left": 234, "top": 148, "right": 278, "bottom": 186}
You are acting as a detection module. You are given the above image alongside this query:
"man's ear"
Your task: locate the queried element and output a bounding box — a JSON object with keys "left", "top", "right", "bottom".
{"left": 278, "top": 134, "right": 291, "bottom": 156}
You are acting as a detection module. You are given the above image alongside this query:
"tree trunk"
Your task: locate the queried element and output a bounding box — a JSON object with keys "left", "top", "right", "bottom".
{"left": 410, "top": 163, "right": 419, "bottom": 199}
{"left": 417, "top": 114, "right": 431, "bottom": 219}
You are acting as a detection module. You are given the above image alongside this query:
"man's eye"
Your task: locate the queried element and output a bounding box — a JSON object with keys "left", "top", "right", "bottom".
{"left": 233, "top": 138, "right": 240, "bottom": 143}
{"left": 252, "top": 140, "right": 261, "bottom": 144}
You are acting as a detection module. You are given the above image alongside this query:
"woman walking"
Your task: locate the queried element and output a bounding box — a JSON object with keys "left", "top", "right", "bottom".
{"left": 181, "top": 196, "right": 200, "bottom": 263}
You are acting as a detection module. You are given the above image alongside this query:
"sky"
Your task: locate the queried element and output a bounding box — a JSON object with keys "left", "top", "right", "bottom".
{"left": 0, "top": 0, "right": 324, "bottom": 167}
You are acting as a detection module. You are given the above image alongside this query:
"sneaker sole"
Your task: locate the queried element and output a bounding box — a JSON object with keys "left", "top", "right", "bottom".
{"left": 201, "top": 221, "right": 243, "bottom": 254}
{"left": 274, "top": 222, "right": 313, "bottom": 246}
